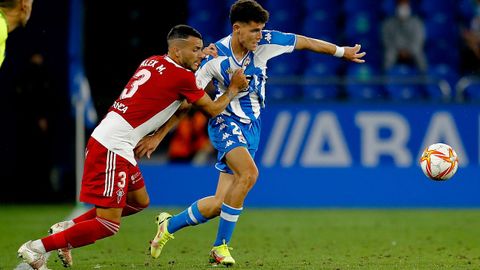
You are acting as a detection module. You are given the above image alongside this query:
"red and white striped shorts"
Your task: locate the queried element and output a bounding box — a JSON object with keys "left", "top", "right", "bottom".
{"left": 79, "top": 138, "right": 145, "bottom": 208}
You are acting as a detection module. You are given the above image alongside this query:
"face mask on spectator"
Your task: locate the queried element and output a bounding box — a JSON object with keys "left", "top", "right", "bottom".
{"left": 396, "top": 4, "right": 411, "bottom": 19}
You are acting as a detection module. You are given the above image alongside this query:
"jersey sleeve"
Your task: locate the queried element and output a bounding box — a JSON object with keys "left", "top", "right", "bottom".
{"left": 179, "top": 72, "right": 206, "bottom": 104}
{"left": 195, "top": 57, "right": 216, "bottom": 89}
{"left": 256, "top": 30, "right": 297, "bottom": 61}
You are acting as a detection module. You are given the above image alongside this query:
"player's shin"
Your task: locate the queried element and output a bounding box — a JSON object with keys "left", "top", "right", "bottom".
{"left": 213, "top": 203, "right": 243, "bottom": 246}
{"left": 41, "top": 217, "right": 120, "bottom": 251}
{"left": 167, "top": 200, "right": 209, "bottom": 233}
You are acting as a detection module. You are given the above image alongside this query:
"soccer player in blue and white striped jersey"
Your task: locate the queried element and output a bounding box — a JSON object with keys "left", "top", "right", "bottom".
{"left": 146, "top": 0, "right": 366, "bottom": 266}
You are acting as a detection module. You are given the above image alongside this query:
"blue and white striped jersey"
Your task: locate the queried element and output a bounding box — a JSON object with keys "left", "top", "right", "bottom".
{"left": 196, "top": 30, "right": 296, "bottom": 123}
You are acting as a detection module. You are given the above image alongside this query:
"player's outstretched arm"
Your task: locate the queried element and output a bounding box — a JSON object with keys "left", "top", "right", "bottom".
{"left": 295, "top": 35, "right": 366, "bottom": 63}
{"left": 194, "top": 69, "right": 247, "bottom": 117}
{"left": 134, "top": 101, "right": 192, "bottom": 159}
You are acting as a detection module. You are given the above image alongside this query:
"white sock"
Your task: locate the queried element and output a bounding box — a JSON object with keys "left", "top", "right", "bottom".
{"left": 30, "top": 240, "right": 46, "bottom": 253}
{"left": 66, "top": 220, "right": 75, "bottom": 227}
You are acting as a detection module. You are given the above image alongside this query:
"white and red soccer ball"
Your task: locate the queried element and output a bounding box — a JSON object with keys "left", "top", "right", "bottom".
{"left": 420, "top": 143, "right": 459, "bottom": 181}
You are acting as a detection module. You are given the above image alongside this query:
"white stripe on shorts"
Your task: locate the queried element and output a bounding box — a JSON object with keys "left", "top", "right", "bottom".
{"left": 103, "top": 150, "right": 116, "bottom": 197}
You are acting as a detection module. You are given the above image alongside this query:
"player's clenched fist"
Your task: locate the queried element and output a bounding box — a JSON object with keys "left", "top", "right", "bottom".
{"left": 228, "top": 69, "right": 248, "bottom": 96}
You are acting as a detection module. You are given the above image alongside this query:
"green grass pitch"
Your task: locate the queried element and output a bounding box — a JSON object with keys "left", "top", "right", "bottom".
{"left": 1, "top": 205, "right": 480, "bottom": 269}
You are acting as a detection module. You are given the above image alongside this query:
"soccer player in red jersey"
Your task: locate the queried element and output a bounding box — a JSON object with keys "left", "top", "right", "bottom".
{"left": 17, "top": 24, "right": 247, "bottom": 270}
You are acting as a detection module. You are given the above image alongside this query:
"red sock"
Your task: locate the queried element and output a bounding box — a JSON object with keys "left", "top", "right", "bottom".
{"left": 41, "top": 217, "right": 119, "bottom": 252}
{"left": 72, "top": 208, "right": 96, "bottom": 223}
{"left": 73, "top": 203, "right": 148, "bottom": 223}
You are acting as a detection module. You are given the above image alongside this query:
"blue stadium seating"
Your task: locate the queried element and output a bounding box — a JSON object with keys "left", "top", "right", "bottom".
{"left": 344, "top": 0, "right": 381, "bottom": 15}
{"left": 424, "top": 13, "right": 458, "bottom": 41}
{"left": 426, "top": 64, "right": 459, "bottom": 101}
{"left": 426, "top": 39, "right": 460, "bottom": 68}
{"left": 188, "top": 12, "right": 223, "bottom": 44}
{"left": 459, "top": 0, "right": 476, "bottom": 22}
{"left": 302, "top": 85, "right": 339, "bottom": 101}
{"left": 385, "top": 65, "right": 426, "bottom": 101}
{"left": 301, "top": 54, "right": 341, "bottom": 101}
{"left": 304, "top": 0, "right": 342, "bottom": 15}
{"left": 345, "top": 12, "right": 380, "bottom": 42}
{"left": 460, "top": 80, "right": 480, "bottom": 101}
{"left": 301, "top": 10, "right": 339, "bottom": 38}
{"left": 187, "top": 0, "right": 468, "bottom": 102}
{"left": 268, "top": 53, "right": 304, "bottom": 76}
{"left": 420, "top": 0, "right": 458, "bottom": 16}
{"left": 267, "top": 53, "right": 304, "bottom": 101}
{"left": 346, "top": 64, "right": 386, "bottom": 100}
{"left": 268, "top": 85, "right": 303, "bottom": 101}
{"left": 382, "top": 0, "right": 423, "bottom": 18}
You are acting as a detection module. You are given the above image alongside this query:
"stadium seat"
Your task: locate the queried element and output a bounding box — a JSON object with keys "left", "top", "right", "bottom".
{"left": 424, "top": 14, "right": 458, "bottom": 42}
{"left": 344, "top": 0, "right": 381, "bottom": 15}
{"left": 265, "top": 0, "right": 299, "bottom": 10}
{"left": 345, "top": 64, "right": 386, "bottom": 100}
{"left": 266, "top": 9, "right": 302, "bottom": 33}
{"left": 188, "top": 10, "right": 224, "bottom": 44}
{"left": 267, "top": 53, "right": 304, "bottom": 101}
{"left": 304, "top": 0, "right": 342, "bottom": 15}
{"left": 301, "top": 10, "right": 339, "bottom": 38}
{"left": 301, "top": 54, "right": 341, "bottom": 101}
{"left": 459, "top": 0, "right": 476, "bottom": 23}
{"left": 268, "top": 53, "right": 304, "bottom": 76}
{"left": 304, "top": 53, "right": 343, "bottom": 76}
{"left": 302, "top": 85, "right": 339, "bottom": 101}
{"left": 426, "top": 64, "right": 458, "bottom": 101}
{"left": 420, "top": 0, "right": 458, "bottom": 16}
{"left": 264, "top": 0, "right": 302, "bottom": 32}
{"left": 268, "top": 85, "right": 303, "bottom": 101}
{"left": 345, "top": 12, "right": 380, "bottom": 42}
{"left": 382, "top": 0, "right": 422, "bottom": 17}
{"left": 385, "top": 65, "right": 426, "bottom": 101}
{"left": 426, "top": 39, "right": 460, "bottom": 68}
{"left": 188, "top": 3, "right": 224, "bottom": 20}
{"left": 458, "top": 78, "right": 480, "bottom": 101}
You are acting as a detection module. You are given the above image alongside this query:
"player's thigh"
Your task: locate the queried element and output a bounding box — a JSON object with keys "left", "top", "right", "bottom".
{"left": 225, "top": 146, "right": 258, "bottom": 177}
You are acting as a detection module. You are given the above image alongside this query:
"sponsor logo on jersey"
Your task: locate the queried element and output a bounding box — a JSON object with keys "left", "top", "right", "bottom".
{"left": 225, "top": 140, "right": 234, "bottom": 148}
{"left": 222, "top": 133, "right": 231, "bottom": 140}
{"left": 264, "top": 31, "right": 272, "bottom": 43}
{"left": 112, "top": 101, "right": 128, "bottom": 113}
{"left": 116, "top": 189, "right": 125, "bottom": 204}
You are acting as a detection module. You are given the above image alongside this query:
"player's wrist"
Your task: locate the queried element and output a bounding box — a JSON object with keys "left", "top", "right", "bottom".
{"left": 226, "top": 89, "right": 236, "bottom": 100}
{"left": 334, "top": 46, "right": 345, "bottom": 58}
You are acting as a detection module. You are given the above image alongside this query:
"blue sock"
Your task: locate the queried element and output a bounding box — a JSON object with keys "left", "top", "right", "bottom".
{"left": 213, "top": 203, "right": 243, "bottom": 246}
{"left": 167, "top": 201, "right": 208, "bottom": 233}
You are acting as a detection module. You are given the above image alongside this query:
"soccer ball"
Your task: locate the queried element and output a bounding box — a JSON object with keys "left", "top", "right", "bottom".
{"left": 420, "top": 143, "right": 458, "bottom": 181}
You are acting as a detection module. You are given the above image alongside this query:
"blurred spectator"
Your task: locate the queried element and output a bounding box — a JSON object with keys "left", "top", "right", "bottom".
{"left": 168, "top": 109, "right": 214, "bottom": 164}
{"left": 460, "top": 0, "right": 480, "bottom": 74}
{"left": 14, "top": 53, "right": 56, "bottom": 199}
{"left": 381, "top": 0, "right": 427, "bottom": 72}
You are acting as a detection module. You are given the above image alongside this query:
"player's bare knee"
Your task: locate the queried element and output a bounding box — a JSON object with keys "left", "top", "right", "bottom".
{"left": 236, "top": 167, "right": 258, "bottom": 191}
{"left": 140, "top": 195, "right": 150, "bottom": 209}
